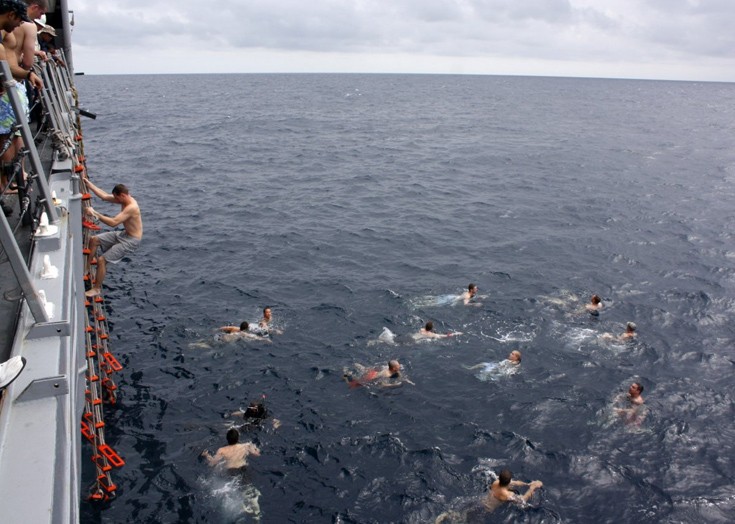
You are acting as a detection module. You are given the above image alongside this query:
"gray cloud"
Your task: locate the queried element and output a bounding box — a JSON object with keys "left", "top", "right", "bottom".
{"left": 70, "top": 0, "right": 735, "bottom": 79}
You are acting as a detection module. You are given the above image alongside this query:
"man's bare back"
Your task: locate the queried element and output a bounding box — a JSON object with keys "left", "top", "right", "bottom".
{"left": 207, "top": 442, "right": 259, "bottom": 470}
{"left": 202, "top": 428, "right": 260, "bottom": 471}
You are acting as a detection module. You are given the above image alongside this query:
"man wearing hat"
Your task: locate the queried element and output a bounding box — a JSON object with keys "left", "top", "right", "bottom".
{"left": 37, "top": 23, "right": 55, "bottom": 52}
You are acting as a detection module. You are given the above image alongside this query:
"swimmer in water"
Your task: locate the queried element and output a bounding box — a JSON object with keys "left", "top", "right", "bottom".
{"left": 414, "top": 321, "right": 462, "bottom": 340}
{"left": 601, "top": 321, "right": 637, "bottom": 342}
{"left": 585, "top": 294, "right": 603, "bottom": 314}
{"left": 259, "top": 307, "right": 272, "bottom": 329}
{"left": 232, "top": 400, "right": 282, "bottom": 430}
{"left": 483, "top": 469, "right": 543, "bottom": 512}
{"left": 466, "top": 350, "right": 521, "bottom": 380}
{"left": 343, "top": 360, "right": 414, "bottom": 388}
{"left": 257, "top": 306, "right": 283, "bottom": 335}
{"left": 467, "top": 350, "right": 522, "bottom": 370}
{"left": 459, "top": 283, "right": 482, "bottom": 306}
{"left": 621, "top": 322, "right": 637, "bottom": 339}
{"left": 217, "top": 322, "right": 269, "bottom": 342}
{"left": 614, "top": 382, "right": 646, "bottom": 425}
{"left": 201, "top": 428, "right": 260, "bottom": 473}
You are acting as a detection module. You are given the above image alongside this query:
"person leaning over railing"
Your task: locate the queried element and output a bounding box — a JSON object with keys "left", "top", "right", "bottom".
{"left": 0, "top": 0, "right": 42, "bottom": 206}
{"left": 2, "top": 1, "right": 45, "bottom": 191}
{"left": 37, "top": 23, "right": 64, "bottom": 68}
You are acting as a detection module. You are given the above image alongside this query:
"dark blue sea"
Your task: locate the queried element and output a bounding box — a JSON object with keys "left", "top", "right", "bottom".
{"left": 77, "top": 74, "right": 735, "bottom": 523}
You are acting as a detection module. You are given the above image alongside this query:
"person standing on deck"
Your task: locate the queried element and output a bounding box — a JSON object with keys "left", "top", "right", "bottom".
{"left": 83, "top": 176, "right": 143, "bottom": 297}
{"left": 0, "top": 0, "right": 43, "bottom": 200}
{"left": 4, "top": 0, "right": 46, "bottom": 182}
{"left": 14, "top": 1, "right": 46, "bottom": 69}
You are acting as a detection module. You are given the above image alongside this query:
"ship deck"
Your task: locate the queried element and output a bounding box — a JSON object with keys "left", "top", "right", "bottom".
{"left": 0, "top": 134, "right": 51, "bottom": 364}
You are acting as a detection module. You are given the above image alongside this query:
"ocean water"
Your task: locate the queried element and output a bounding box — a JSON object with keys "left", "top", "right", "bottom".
{"left": 76, "top": 74, "right": 735, "bottom": 523}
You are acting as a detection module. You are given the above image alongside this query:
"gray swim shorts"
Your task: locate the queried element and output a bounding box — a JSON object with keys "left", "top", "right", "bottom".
{"left": 95, "top": 230, "right": 140, "bottom": 264}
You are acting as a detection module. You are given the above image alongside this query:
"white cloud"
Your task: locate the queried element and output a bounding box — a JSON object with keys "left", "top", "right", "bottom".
{"left": 68, "top": 0, "right": 735, "bottom": 81}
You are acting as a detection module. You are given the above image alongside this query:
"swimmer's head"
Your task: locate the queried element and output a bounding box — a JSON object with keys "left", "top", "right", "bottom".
{"left": 626, "top": 322, "right": 636, "bottom": 332}
{"left": 226, "top": 428, "right": 240, "bottom": 445}
{"left": 424, "top": 321, "right": 434, "bottom": 332}
{"left": 468, "top": 283, "right": 477, "bottom": 296}
{"left": 509, "top": 350, "right": 522, "bottom": 363}
{"left": 388, "top": 360, "right": 400, "bottom": 374}
{"left": 245, "top": 402, "right": 267, "bottom": 419}
{"left": 239, "top": 321, "right": 250, "bottom": 331}
{"left": 629, "top": 382, "right": 643, "bottom": 396}
{"left": 262, "top": 307, "right": 272, "bottom": 321}
{"left": 591, "top": 295, "right": 601, "bottom": 305}
{"left": 498, "top": 469, "right": 513, "bottom": 486}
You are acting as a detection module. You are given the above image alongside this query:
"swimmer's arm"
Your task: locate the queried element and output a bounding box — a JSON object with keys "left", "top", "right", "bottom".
{"left": 219, "top": 326, "right": 240, "bottom": 333}
{"left": 509, "top": 480, "right": 529, "bottom": 487}
{"left": 201, "top": 449, "right": 224, "bottom": 466}
{"left": 520, "top": 481, "right": 543, "bottom": 502}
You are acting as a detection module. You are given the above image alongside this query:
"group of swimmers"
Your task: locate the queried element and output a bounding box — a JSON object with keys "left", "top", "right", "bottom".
{"left": 216, "top": 306, "right": 277, "bottom": 343}
{"left": 201, "top": 284, "right": 647, "bottom": 519}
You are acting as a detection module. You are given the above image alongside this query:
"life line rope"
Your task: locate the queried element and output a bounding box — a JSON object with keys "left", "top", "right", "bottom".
{"left": 69, "top": 96, "right": 125, "bottom": 501}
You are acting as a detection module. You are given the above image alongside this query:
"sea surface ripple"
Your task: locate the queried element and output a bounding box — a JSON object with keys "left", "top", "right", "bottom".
{"left": 77, "top": 74, "right": 735, "bottom": 523}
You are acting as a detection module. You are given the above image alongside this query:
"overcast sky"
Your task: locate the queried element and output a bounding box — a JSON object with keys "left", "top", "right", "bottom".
{"left": 68, "top": 0, "right": 734, "bottom": 82}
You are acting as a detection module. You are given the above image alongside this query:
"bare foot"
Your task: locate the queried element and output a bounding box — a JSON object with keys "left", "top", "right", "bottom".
{"left": 85, "top": 288, "right": 101, "bottom": 297}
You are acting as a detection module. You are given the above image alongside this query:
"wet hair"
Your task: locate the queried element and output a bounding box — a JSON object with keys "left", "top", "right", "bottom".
{"left": 388, "top": 360, "right": 400, "bottom": 373}
{"left": 510, "top": 350, "right": 522, "bottom": 362}
{"left": 424, "top": 321, "right": 434, "bottom": 331}
{"left": 591, "top": 294, "right": 601, "bottom": 304}
{"left": 263, "top": 306, "right": 271, "bottom": 314}
{"left": 244, "top": 402, "right": 267, "bottom": 419}
{"left": 239, "top": 321, "right": 249, "bottom": 331}
{"left": 498, "top": 469, "right": 512, "bottom": 486}
{"left": 111, "top": 184, "right": 129, "bottom": 196}
{"left": 468, "top": 283, "right": 477, "bottom": 291}
{"left": 626, "top": 322, "right": 636, "bottom": 332}
{"left": 226, "top": 428, "right": 239, "bottom": 445}
{"left": 632, "top": 382, "right": 643, "bottom": 393}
